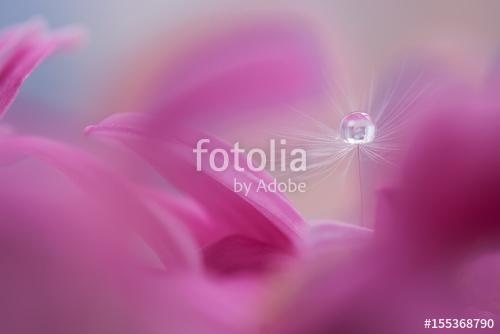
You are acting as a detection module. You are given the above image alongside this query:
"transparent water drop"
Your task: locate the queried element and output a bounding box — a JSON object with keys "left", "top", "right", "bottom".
{"left": 340, "top": 112, "right": 376, "bottom": 144}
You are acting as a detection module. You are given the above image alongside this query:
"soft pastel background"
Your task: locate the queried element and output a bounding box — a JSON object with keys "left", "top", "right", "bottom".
{"left": 2, "top": 0, "right": 500, "bottom": 223}
{"left": 2, "top": 3, "right": 500, "bottom": 333}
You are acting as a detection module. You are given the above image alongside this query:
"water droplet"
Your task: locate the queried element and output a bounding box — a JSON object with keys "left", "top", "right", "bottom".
{"left": 340, "top": 112, "right": 375, "bottom": 144}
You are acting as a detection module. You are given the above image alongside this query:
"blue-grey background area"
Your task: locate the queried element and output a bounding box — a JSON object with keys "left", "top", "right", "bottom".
{"left": 0, "top": 0, "right": 227, "bottom": 118}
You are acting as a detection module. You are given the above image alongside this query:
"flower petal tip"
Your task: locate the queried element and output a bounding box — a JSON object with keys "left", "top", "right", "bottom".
{"left": 83, "top": 125, "right": 95, "bottom": 136}
{"left": 0, "top": 19, "right": 86, "bottom": 119}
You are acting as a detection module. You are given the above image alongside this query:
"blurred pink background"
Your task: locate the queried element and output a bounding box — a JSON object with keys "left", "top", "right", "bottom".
{"left": 3, "top": 0, "right": 500, "bottom": 223}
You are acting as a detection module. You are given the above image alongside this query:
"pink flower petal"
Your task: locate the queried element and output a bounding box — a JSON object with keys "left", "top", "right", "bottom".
{"left": 86, "top": 112, "right": 306, "bottom": 274}
{"left": 0, "top": 18, "right": 84, "bottom": 118}
{"left": 146, "top": 19, "right": 326, "bottom": 130}
{"left": 0, "top": 135, "right": 200, "bottom": 270}
{"left": 375, "top": 106, "right": 500, "bottom": 263}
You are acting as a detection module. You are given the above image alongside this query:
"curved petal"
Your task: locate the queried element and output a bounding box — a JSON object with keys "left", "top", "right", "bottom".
{"left": 0, "top": 18, "right": 84, "bottom": 118}
{"left": 0, "top": 135, "right": 200, "bottom": 271}
{"left": 86, "top": 112, "right": 307, "bottom": 274}
{"left": 0, "top": 165, "right": 246, "bottom": 334}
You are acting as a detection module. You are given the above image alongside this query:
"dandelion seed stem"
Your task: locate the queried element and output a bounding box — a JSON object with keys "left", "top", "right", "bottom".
{"left": 356, "top": 145, "right": 364, "bottom": 226}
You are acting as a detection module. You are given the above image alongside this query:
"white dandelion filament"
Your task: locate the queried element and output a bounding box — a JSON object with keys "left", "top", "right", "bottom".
{"left": 339, "top": 112, "right": 376, "bottom": 226}
{"left": 272, "top": 62, "right": 439, "bottom": 227}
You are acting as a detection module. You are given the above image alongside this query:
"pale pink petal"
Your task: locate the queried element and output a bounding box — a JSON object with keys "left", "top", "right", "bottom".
{"left": 305, "top": 220, "right": 372, "bottom": 257}
{"left": 146, "top": 19, "right": 326, "bottom": 130}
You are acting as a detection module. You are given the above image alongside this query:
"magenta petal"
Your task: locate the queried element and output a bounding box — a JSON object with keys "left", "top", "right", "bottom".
{"left": 203, "top": 235, "right": 293, "bottom": 276}
{"left": 0, "top": 168, "right": 238, "bottom": 333}
{"left": 0, "top": 135, "right": 200, "bottom": 270}
{"left": 375, "top": 106, "right": 500, "bottom": 264}
{"left": 460, "top": 252, "right": 500, "bottom": 315}
{"left": 0, "top": 18, "right": 84, "bottom": 119}
{"left": 86, "top": 113, "right": 306, "bottom": 273}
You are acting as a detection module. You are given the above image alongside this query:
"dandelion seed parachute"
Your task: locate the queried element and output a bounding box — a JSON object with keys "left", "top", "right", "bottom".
{"left": 272, "top": 58, "right": 454, "bottom": 227}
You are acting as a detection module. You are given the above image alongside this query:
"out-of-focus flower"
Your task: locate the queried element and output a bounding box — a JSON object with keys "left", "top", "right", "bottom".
{"left": 0, "top": 17, "right": 339, "bottom": 334}
{"left": 0, "top": 19, "right": 232, "bottom": 334}
{"left": 85, "top": 18, "right": 331, "bottom": 277}
{"left": 3, "top": 14, "right": 500, "bottom": 334}
{"left": 266, "top": 85, "right": 500, "bottom": 333}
